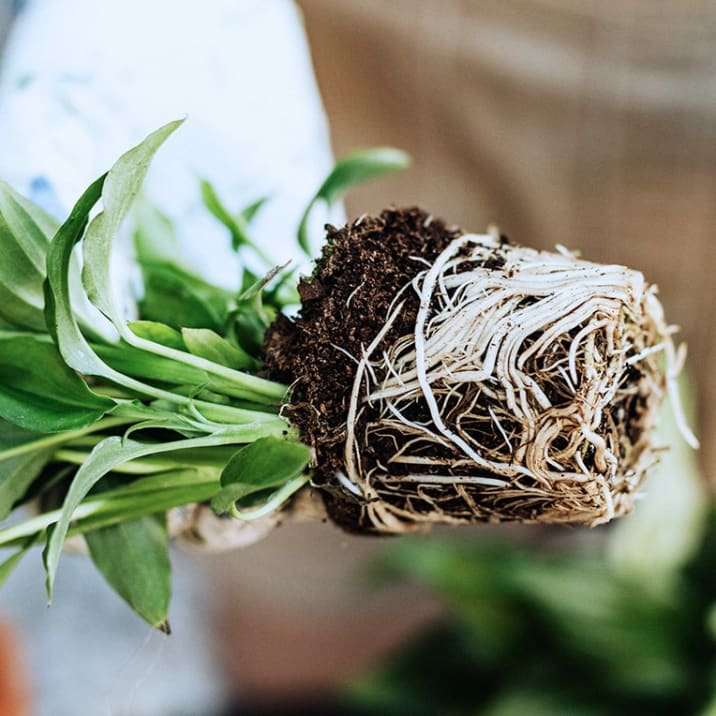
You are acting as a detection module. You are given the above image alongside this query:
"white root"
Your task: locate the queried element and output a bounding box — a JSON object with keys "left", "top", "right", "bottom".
{"left": 339, "top": 233, "right": 694, "bottom": 532}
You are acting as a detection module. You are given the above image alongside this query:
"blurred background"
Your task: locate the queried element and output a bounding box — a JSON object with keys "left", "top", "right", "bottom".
{"left": 0, "top": 1, "right": 715, "bottom": 714}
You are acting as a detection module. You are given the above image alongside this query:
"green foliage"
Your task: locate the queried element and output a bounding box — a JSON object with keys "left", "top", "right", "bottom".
{"left": 136, "top": 259, "right": 233, "bottom": 334}
{"left": 201, "top": 179, "right": 259, "bottom": 253}
{"left": 82, "top": 121, "right": 184, "bottom": 328}
{"left": 297, "top": 147, "right": 410, "bottom": 255}
{"left": 181, "top": 327, "right": 257, "bottom": 371}
{"left": 211, "top": 437, "right": 310, "bottom": 515}
{"left": 86, "top": 513, "right": 172, "bottom": 632}
{"left": 349, "top": 514, "right": 716, "bottom": 716}
{"left": 0, "top": 335, "right": 114, "bottom": 432}
{"left": 0, "top": 181, "right": 57, "bottom": 331}
{"left": 0, "top": 120, "right": 410, "bottom": 628}
{"left": 43, "top": 172, "right": 117, "bottom": 379}
{"left": 128, "top": 320, "right": 185, "bottom": 349}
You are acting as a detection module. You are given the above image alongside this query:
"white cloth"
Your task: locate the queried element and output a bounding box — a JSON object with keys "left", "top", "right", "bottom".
{"left": 0, "top": 0, "right": 338, "bottom": 285}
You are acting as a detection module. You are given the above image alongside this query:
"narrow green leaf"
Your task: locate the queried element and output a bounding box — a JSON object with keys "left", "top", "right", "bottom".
{"left": 200, "top": 178, "right": 251, "bottom": 252}
{"left": 229, "top": 306, "right": 274, "bottom": 356}
{"left": 0, "top": 448, "right": 53, "bottom": 520}
{"left": 128, "top": 265, "right": 286, "bottom": 403}
{"left": 211, "top": 437, "right": 310, "bottom": 514}
{"left": 127, "top": 320, "right": 186, "bottom": 350}
{"left": 43, "top": 435, "right": 167, "bottom": 600}
{"left": 0, "top": 180, "right": 55, "bottom": 263}
{"left": 0, "top": 286, "right": 46, "bottom": 333}
{"left": 133, "top": 199, "right": 183, "bottom": 266}
{"left": 181, "top": 327, "right": 257, "bottom": 370}
{"left": 297, "top": 147, "right": 411, "bottom": 255}
{"left": 93, "top": 341, "right": 210, "bottom": 388}
{"left": 225, "top": 264, "right": 285, "bottom": 355}
{"left": 82, "top": 120, "right": 183, "bottom": 327}
{"left": 240, "top": 196, "right": 269, "bottom": 224}
{"left": 315, "top": 148, "right": 411, "bottom": 206}
{"left": 236, "top": 262, "right": 286, "bottom": 303}
{"left": 0, "top": 182, "right": 59, "bottom": 242}
{"left": 0, "top": 283, "right": 45, "bottom": 331}
{"left": 200, "top": 180, "right": 275, "bottom": 266}
{"left": 94, "top": 340, "right": 274, "bottom": 403}
{"left": 138, "top": 260, "right": 231, "bottom": 332}
{"left": 133, "top": 202, "right": 226, "bottom": 324}
{"left": 93, "top": 466, "right": 222, "bottom": 498}
{"left": 0, "top": 335, "right": 114, "bottom": 432}
{"left": 77, "top": 123, "right": 285, "bottom": 405}
{"left": 42, "top": 164, "right": 221, "bottom": 406}
{"left": 0, "top": 467, "right": 220, "bottom": 549}
{"left": 0, "top": 182, "right": 58, "bottom": 330}
{"left": 0, "top": 539, "right": 36, "bottom": 588}
{"left": 86, "top": 513, "right": 171, "bottom": 630}
{"left": 46, "top": 124, "right": 285, "bottom": 409}
{"left": 43, "top": 431, "right": 264, "bottom": 599}
{"left": 43, "top": 172, "right": 114, "bottom": 375}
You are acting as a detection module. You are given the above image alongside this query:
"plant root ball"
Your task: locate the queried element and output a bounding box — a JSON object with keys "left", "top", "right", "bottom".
{"left": 265, "top": 208, "right": 685, "bottom": 534}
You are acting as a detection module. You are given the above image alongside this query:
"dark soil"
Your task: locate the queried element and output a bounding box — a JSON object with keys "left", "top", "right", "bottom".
{"left": 264, "top": 207, "right": 461, "bottom": 531}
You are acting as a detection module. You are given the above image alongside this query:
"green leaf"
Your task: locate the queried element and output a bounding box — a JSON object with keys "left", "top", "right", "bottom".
{"left": 43, "top": 172, "right": 116, "bottom": 377}
{"left": 86, "top": 513, "right": 171, "bottom": 631}
{"left": 133, "top": 203, "right": 233, "bottom": 327}
{"left": 0, "top": 181, "right": 59, "bottom": 242}
{"left": 128, "top": 320, "right": 186, "bottom": 350}
{"left": 236, "top": 262, "right": 286, "bottom": 303}
{"left": 94, "top": 339, "right": 277, "bottom": 403}
{"left": 200, "top": 180, "right": 275, "bottom": 267}
{"left": 0, "top": 416, "right": 140, "bottom": 520}
{"left": 0, "top": 284, "right": 46, "bottom": 333}
{"left": 77, "top": 125, "right": 286, "bottom": 406}
{"left": 0, "top": 335, "right": 114, "bottom": 432}
{"left": 42, "top": 154, "right": 223, "bottom": 406}
{"left": 42, "top": 431, "right": 261, "bottom": 599}
{"left": 0, "top": 182, "right": 58, "bottom": 330}
{"left": 133, "top": 199, "right": 184, "bottom": 266}
{"left": 181, "top": 327, "right": 257, "bottom": 370}
{"left": 131, "top": 269, "right": 286, "bottom": 403}
{"left": 229, "top": 305, "right": 274, "bottom": 356}
{"left": 315, "top": 148, "right": 411, "bottom": 206}
{"left": 82, "top": 120, "right": 183, "bottom": 328}
{"left": 0, "top": 536, "right": 37, "bottom": 588}
{"left": 138, "top": 260, "right": 232, "bottom": 332}
{"left": 42, "top": 435, "right": 166, "bottom": 600}
{"left": 93, "top": 341, "right": 210, "bottom": 388}
{"left": 0, "top": 448, "right": 53, "bottom": 520}
{"left": 297, "top": 147, "right": 411, "bottom": 255}
{"left": 240, "top": 196, "right": 268, "bottom": 224}
{"left": 211, "top": 437, "right": 310, "bottom": 514}
{"left": 200, "top": 178, "right": 252, "bottom": 252}
{"left": 225, "top": 264, "right": 286, "bottom": 355}
{"left": 45, "top": 124, "right": 286, "bottom": 409}
{"left": 93, "top": 466, "right": 222, "bottom": 498}
{"left": 0, "top": 467, "right": 221, "bottom": 549}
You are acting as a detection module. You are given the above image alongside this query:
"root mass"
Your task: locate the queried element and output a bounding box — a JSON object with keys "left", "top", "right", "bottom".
{"left": 265, "top": 208, "right": 692, "bottom": 533}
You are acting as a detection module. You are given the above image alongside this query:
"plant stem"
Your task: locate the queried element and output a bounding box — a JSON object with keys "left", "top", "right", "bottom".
{"left": 0, "top": 416, "right": 136, "bottom": 461}
{"left": 0, "top": 480, "right": 220, "bottom": 547}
